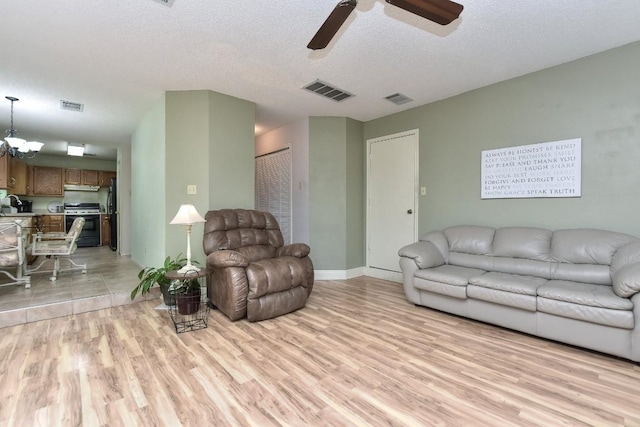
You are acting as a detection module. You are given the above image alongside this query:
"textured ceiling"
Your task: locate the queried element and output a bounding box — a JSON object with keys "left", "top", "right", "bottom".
{"left": 1, "top": 0, "right": 640, "bottom": 159}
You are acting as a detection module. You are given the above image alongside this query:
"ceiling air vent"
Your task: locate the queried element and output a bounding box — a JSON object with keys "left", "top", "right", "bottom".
{"left": 152, "top": 0, "right": 175, "bottom": 6}
{"left": 60, "top": 100, "right": 84, "bottom": 112}
{"left": 303, "top": 79, "right": 354, "bottom": 102}
{"left": 385, "top": 93, "right": 413, "bottom": 106}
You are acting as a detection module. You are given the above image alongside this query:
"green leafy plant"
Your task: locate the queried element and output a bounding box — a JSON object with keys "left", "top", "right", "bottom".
{"left": 168, "top": 277, "right": 201, "bottom": 295}
{"left": 130, "top": 254, "right": 187, "bottom": 300}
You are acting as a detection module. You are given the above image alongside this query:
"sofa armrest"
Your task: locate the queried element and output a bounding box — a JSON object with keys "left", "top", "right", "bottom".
{"left": 277, "top": 243, "right": 310, "bottom": 258}
{"left": 612, "top": 262, "right": 640, "bottom": 298}
{"left": 398, "top": 241, "right": 445, "bottom": 269}
{"left": 207, "top": 250, "right": 249, "bottom": 269}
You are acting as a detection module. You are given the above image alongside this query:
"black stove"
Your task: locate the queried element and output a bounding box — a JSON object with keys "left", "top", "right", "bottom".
{"left": 64, "top": 202, "right": 101, "bottom": 215}
{"left": 64, "top": 203, "right": 101, "bottom": 247}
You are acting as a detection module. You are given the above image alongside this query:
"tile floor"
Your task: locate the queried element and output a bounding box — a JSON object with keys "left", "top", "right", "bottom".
{"left": 0, "top": 246, "right": 158, "bottom": 328}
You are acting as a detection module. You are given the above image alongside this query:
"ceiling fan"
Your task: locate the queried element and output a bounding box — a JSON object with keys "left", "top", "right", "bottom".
{"left": 307, "top": 0, "right": 464, "bottom": 50}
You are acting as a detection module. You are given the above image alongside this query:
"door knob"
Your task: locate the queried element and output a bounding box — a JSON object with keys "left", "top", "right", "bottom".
{"left": 407, "top": 209, "right": 413, "bottom": 214}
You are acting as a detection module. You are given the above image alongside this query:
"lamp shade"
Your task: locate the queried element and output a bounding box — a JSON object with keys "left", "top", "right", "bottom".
{"left": 170, "top": 204, "right": 206, "bottom": 225}
{"left": 27, "top": 141, "right": 44, "bottom": 152}
{"left": 5, "top": 136, "right": 26, "bottom": 148}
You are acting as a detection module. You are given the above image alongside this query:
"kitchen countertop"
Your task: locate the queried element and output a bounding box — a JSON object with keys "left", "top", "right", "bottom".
{"left": 0, "top": 210, "right": 108, "bottom": 216}
{"left": 0, "top": 212, "right": 36, "bottom": 217}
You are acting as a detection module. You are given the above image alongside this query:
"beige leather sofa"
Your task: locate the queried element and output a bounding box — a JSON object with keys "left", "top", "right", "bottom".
{"left": 399, "top": 225, "right": 640, "bottom": 362}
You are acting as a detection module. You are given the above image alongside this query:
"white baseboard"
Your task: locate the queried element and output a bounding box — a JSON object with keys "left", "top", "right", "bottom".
{"left": 314, "top": 267, "right": 402, "bottom": 282}
{"left": 314, "top": 267, "right": 365, "bottom": 280}
{"left": 363, "top": 267, "right": 402, "bottom": 283}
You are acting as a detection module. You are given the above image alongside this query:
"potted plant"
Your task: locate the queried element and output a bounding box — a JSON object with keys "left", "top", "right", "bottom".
{"left": 170, "top": 276, "right": 202, "bottom": 315}
{"left": 130, "top": 254, "right": 188, "bottom": 306}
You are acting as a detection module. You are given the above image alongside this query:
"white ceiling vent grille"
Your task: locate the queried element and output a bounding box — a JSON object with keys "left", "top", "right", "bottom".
{"left": 152, "top": 0, "right": 175, "bottom": 6}
{"left": 303, "top": 80, "right": 354, "bottom": 102}
{"left": 60, "top": 100, "right": 84, "bottom": 112}
{"left": 385, "top": 93, "right": 413, "bottom": 105}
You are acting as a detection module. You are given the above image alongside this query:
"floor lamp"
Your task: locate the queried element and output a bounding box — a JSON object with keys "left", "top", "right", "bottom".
{"left": 170, "top": 204, "right": 206, "bottom": 274}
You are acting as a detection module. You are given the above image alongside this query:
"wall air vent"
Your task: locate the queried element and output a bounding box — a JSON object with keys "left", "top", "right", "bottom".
{"left": 385, "top": 93, "right": 413, "bottom": 106}
{"left": 60, "top": 100, "right": 84, "bottom": 112}
{"left": 303, "top": 79, "right": 354, "bottom": 102}
{"left": 152, "top": 0, "right": 175, "bottom": 6}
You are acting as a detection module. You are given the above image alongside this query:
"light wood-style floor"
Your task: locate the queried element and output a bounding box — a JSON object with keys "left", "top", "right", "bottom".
{"left": 1, "top": 276, "right": 639, "bottom": 426}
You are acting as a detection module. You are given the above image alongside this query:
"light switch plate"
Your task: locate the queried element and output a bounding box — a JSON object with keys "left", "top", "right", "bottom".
{"left": 420, "top": 187, "right": 426, "bottom": 196}
{"left": 187, "top": 185, "right": 197, "bottom": 195}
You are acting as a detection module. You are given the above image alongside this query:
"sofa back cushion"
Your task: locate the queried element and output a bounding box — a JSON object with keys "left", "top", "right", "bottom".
{"left": 492, "top": 227, "right": 552, "bottom": 261}
{"left": 438, "top": 226, "right": 640, "bottom": 286}
{"left": 551, "top": 229, "right": 636, "bottom": 265}
{"left": 444, "top": 226, "right": 495, "bottom": 255}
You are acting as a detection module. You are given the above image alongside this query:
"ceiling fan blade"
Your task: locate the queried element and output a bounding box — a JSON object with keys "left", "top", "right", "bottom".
{"left": 385, "top": 0, "right": 463, "bottom": 25}
{"left": 307, "top": 0, "right": 357, "bottom": 50}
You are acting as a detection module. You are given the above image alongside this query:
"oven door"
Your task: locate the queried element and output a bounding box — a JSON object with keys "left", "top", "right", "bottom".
{"left": 66, "top": 214, "right": 101, "bottom": 247}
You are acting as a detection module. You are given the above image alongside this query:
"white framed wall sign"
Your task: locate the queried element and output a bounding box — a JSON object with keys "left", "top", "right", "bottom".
{"left": 481, "top": 138, "right": 581, "bottom": 199}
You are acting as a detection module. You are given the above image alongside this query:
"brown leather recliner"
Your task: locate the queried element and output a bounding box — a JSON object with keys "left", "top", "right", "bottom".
{"left": 203, "top": 209, "right": 314, "bottom": 321}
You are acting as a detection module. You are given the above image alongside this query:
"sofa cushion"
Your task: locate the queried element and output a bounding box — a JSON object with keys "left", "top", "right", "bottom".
{"left": 469, "top": 272, "right": 547, "bottom": 296}
{"left": 551, "top": 263, "right": 612, "bottom": 286}
{"left": 612, "top": 263, "right": 640, "bottom": 298}
{"left": 444, "top": 225, "right": 495, "bottom": 255}
{"left": 467, "top": 285, "right": 537, "bottom": 311}
{"left": 415, "top": 264, "right": 485, "bottom": 287}
{"left": 414, "top": 278, "right": 467, "bottom": 299}
{"left": 537, "top": 280, "right": 632, "bottom": 311}
{"left": 537, "top": 298, "right": 634, "bottom": 329}
{"left": 492, "top": 227, "right": 552, "bottom": 261}
{"left": 460, "top": 255, "right": 553, "bottom": 280}
{"left": 551, "top": 229, "right": 636, "bottom": 265}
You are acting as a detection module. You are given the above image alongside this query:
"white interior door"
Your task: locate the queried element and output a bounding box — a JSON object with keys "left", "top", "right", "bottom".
{"left": 367, "top": 130, "right": 418, "bottom": 273}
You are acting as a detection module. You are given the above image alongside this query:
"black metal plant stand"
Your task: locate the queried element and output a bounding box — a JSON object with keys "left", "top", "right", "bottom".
{"left": 164, "top": 269, "right": 210, "bottom": 334}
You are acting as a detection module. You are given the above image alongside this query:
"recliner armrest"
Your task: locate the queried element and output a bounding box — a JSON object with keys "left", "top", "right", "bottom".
{"left": 277, "top": 243, "right": 310, "bottom": 258}
{"left": 207, "top": 250, "right": 249, "bottom": 268}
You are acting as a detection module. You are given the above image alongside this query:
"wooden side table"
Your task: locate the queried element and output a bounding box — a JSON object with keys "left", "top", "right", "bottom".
{"left": 164, "top": 268, "right": 210, "bottom": 334}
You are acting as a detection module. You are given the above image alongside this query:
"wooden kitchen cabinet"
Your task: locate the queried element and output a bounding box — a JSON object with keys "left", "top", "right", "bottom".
{"left": 65, "top": 168, "right": 82, "bottom": 185}
{"left": 10, "top": 157, "right": 28, "bottom": 194}
{"left": 0, "top": 155, "right": 10, "bottom": 189}
{"left": 0, "top": 156, "right": 28, "bottom": 194}
{"left": 101, "top": 214, "right": 110, "bottom": 246}
{"left": 32, "top": 166, "right": 64, "bottom": 196}
{"left": 83, "top": 169, "right": 99, "bottom": 186}
{"left": 99, "top": 170, "right": 116, "bottom": 187}
{"left": 65, "top": 168, "right": 100, "bottom": 186}
{"left": 39, "top": 215, "right": 65, "bottom": 233}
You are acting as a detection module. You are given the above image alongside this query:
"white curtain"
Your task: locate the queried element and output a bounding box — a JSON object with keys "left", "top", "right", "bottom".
{"left": 255, "top": 148, "right": 291, "bottom": 244}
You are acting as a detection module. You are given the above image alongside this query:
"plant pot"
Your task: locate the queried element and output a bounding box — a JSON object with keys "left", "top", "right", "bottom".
{"left": 176, "top": 288, "right": 201, "bottom": 315}
{"left": 159, "top": 281, "right": 176, "bottom": 306}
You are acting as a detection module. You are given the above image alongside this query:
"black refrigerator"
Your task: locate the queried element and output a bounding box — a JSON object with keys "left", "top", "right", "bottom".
{"left": 108, "top": 178, "right": 118, "bottom": 251}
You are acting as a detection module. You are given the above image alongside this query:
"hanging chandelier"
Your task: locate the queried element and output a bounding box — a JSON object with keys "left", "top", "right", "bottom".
{"left": 2, "top": 96, "right": 44, "bottom": 159}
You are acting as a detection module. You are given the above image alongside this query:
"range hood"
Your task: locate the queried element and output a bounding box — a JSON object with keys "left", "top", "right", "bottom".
{"left": 63, "top": 184, "right": 100, "bottom": 192}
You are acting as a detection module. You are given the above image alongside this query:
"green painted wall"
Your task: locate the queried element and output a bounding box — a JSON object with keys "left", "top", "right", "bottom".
{"left": 131, "top": 94, "right": 166, "bottom": 268}
{"left": 364, "top": 41, "right": 640, "bottom": 237}
{"left": 165, "top": 91, "right": 211, "bottom": 267}
{"left": 208, "top": 91, "right": 255, "bottom": 210}
{"left": 345, "top": 118, "right": 365, "bottom": 268}
{"left": 131, "top": 90, "right": 255, "bottom": 269}
{"left": 309, "top": 117, "right": 364, "bottom": 270}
